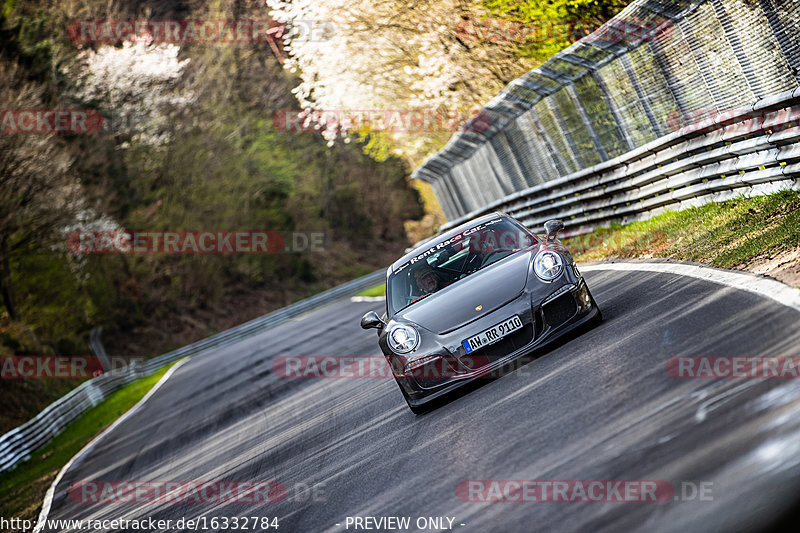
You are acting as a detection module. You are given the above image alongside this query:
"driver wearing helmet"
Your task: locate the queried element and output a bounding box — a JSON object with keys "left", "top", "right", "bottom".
{"left": 412, "top": 263, "right": 452, "bottom": 297}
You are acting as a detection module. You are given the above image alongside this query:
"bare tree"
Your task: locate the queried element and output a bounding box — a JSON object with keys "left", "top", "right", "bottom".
{"left": 0, "top": 60, "right": 81, "bottom": 320}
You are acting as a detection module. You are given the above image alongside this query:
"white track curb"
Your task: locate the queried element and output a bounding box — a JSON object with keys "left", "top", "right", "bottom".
{"left": 581, "top": 261, "right": 800, "bottom": 312}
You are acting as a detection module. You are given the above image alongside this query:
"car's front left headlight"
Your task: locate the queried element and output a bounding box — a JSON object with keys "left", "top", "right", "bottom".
{"left": 534, "top": 250, "right": 564, "bottom": 281}
{"left": 387, "top": 324, "right": 419, "bottom": 354}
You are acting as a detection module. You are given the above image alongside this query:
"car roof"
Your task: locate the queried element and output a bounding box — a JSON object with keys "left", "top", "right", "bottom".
{"left": 390, "top": 212, "right": 511, "bottom": 273}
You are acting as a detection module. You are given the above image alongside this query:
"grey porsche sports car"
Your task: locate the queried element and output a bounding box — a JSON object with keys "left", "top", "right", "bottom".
{"left": 360, "top": 213, "right": 601, "bottom": 414}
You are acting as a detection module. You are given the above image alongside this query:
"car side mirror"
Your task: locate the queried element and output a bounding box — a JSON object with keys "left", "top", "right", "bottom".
{"left": 544, "top": 219, "right": 564, "bottom": 244}
{"left": 360, "top": 311, "right": 385, "bottom": 330}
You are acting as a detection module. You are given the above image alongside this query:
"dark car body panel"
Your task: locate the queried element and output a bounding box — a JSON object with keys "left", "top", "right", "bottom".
{"left": 365, "top": 213, "right": 601, "bottom": 412}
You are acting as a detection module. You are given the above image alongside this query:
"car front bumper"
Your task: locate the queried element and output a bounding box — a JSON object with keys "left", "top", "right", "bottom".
{"left": 395, "top": 278, "right": 600, "bottom": 408}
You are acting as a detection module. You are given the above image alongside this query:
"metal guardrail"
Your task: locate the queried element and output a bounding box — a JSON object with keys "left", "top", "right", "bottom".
{"left": 441, "top": 90, "right": 800, "bottom": 234}
{"left": 413, "top": 0, "right": 800, "bottom": 233}
{"left": 0, "top": 269, "right": 385, "bottom": 473}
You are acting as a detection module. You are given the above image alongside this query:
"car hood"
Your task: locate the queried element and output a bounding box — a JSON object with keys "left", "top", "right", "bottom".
{"left": 397, "top": 250, "right": 533, "bottom": 334}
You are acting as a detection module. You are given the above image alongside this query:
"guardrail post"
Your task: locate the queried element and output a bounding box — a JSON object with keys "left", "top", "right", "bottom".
{"left": 490, "top": 133, "right": 529, "bottom": 191}
{"left": 453, "top": 164, "right": 486, "bottom": 211}
{"left": 499, "top": 121, "right": 545, "bottom": 187}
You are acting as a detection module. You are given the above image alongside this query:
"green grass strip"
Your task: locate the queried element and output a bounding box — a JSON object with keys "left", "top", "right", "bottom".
{"left": 566, "top": 189, "right": 800, "bottom": 273}
{"left": 356, "top": 283, "right": 386, "bottom": 297}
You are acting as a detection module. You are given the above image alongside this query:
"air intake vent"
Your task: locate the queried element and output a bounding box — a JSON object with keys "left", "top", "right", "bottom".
{"left": 543, "top": 293, "right": 577, "bottom": 327}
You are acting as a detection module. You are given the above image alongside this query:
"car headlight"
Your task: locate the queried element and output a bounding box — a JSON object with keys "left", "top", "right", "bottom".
{"left": 387, "top": 325, "right": 419, "bottom": 354}
{"left": 534, "top": 250, "right": 564, "bottom": 281}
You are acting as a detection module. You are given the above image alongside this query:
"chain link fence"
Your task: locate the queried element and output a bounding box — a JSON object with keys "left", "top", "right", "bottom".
{"left": 414, "top": 0, "right": 800, "bottom": 233}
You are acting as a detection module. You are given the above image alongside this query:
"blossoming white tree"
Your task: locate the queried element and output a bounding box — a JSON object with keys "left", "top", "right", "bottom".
{"left": 71, "top": 37, "right": 195, "bottom": 147}
{"left": 267, "top": 0, "right": 533, "bottom": 164}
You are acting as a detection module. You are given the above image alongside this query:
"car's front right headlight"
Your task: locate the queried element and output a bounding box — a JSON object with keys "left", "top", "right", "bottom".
{"left": 534, "top": 250, "right": 564, "bottom": 281}
{"left": 387, "top": 324, "right": 419, "bottom": 354}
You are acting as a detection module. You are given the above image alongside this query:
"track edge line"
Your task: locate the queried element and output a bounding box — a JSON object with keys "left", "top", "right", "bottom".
{"left": 580, "top": 260, "right": 800, "bottom": 312}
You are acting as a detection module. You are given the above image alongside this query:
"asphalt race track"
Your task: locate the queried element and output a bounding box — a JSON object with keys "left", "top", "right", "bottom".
{"left": 43, "top": 267, "right": 800, "bottom": 533}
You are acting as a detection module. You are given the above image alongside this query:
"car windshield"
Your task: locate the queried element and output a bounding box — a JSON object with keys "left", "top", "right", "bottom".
{"left": 387, "top": 218, "right": 537, "bottom": 314}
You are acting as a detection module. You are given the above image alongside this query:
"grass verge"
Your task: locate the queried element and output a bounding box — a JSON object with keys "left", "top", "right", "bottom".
{"left": 0, "top": 360, "right": 182, "bottom": 530}
{"left": 356, "top": 283, "right": 386, "bottom": 297}
{"left": 564, "top": 190, "right": 800, "bottom": 287}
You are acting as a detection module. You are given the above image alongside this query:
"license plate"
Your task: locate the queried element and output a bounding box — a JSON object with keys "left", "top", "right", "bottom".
{"left": 462, "top": 315, "right": 523, "bottom": 353}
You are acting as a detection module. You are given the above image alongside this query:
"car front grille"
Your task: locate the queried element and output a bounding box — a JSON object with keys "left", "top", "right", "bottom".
{"left": 543, "top": 292, "right": 577, "bottom": 327}
{"left": 412, "top": 356, "right": 463, "bottom": 389}
{"left": 412, "top": 320, "right": 537, "bottom": 390}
